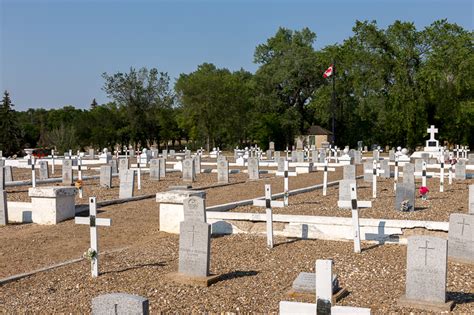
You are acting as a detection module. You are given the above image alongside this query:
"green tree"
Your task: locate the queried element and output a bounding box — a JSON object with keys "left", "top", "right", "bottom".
{"left": 0, "top": 91, "right": 22, "bottom": 156}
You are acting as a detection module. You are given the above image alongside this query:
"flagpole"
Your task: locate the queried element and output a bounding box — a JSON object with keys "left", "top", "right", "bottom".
{"left": 331, "top": 60, "right": 336, "bottom": 144}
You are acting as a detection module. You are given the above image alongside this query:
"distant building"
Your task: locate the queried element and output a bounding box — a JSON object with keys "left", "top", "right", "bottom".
{"left": 295, "top": 125, "right": 333, "bottom": 148}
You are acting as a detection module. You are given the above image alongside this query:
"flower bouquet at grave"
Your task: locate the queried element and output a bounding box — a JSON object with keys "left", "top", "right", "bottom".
{"left": 83, "top": 248, "right": 97, "bottom": 261}
{"left": 419, "top": 186, "right": 429, "bottom": 200}
{"left": 400, "top": 200, "right": 413, "bottom": 212}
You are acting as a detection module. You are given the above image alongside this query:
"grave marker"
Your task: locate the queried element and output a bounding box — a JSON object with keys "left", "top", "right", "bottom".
{"left": 469, "top": 185, "right": 474, "bottom": 214}
{"left": 92, "top": 293, "right": 149, "bottom": 315}
{"left": 62, "top": 159, "right": 73, "bottom": 185}
{"left": 247, "top": 157, "right": 259, "bottom": 180}
{"left": 100, "top": 165, "right": 112, "bottom": 188}
{"left": 75, "top": 197, "right": 112, "bottom": 277}
{"left": 182, "top": 158, "right": 196, "bottom": 183}
{"left": 253, "top": 184, "right": 284, "bottom": 248}
{"left": 316, "top": 160, "right": 335, "bottom": 196}
{"left": 217, "top": 159, "right": 229, "bottom": 184}
{"left": 4, "top": 166, "right": 13, "bottom": 182}
{"left": 403, "top": 163, "right": 415, "bottom": 186}
{"left": 159, "top": 158, "right": 166, "bottom": 178}
{"left": 448, "top": 213, "right": 473, "bottom": 264}
{"left": 380, "top": 159, "right": 390, "bottom": 179}
{"left": 0, "top": 167, "right": 7, "bottom": 225}
{"left": 343, "top": 165, "right": 355, "bottom": 180}
{"left": 149, "top": 159, "right": 160, "bottom": 181}
{"left": 118, "top": 158, "right": 129, "bottom": 174}
{"left": 316, "top": 260, "right": 333, "bottom": 313}
{"left": 398, "top": 236, "right": 452, "bottom": 311}
{"left": 38, "top": 161, "right": 49, "bottom": 180}
{"left": 395, "top": 183, "right": 415, "bottom": 212}
{"left": 455, "top": 160, "right": 466, "bottom": 180}
{"left": 119, "top": 169, "right": 135, "bottom": 199}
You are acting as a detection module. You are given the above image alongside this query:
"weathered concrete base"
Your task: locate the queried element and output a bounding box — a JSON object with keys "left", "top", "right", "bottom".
{"left": 286, "top": 287, "right": 349, "bottom": 303}
{"left": 165, "top": 272, "right": 221, "bottom": 287}
{"left": 397, "top": 295, "right": 454, "bottom": 312}
{"left": 448, "top": 256, "right": 474, "bottom": 265}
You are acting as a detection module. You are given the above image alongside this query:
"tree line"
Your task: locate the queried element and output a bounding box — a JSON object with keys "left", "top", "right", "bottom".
{"left": 1, "top": 19, "right": 472, "bottom": 156}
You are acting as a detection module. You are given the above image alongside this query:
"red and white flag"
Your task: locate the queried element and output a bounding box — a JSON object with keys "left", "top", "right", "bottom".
{"left": 323, "top": 64, "right": 333, "bottom": 78}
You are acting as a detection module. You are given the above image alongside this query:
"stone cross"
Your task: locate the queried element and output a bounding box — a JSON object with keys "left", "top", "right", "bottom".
{"left": 253, "top": 184, "right": 284, "bottom": 249}
{"left": 427, "top": 125, "right": 438, "bottom": 141}
{"left": 337, "top": 183, "right": 371, "bottom": 253}
{"left": 75, "top": 197, "right": 112, "bottom": 277}
{"left": 316, "top": 159, "right": 335, "bottom": 196}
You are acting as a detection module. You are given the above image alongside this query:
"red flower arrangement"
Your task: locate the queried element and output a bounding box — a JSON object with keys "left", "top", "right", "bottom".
{"left": 419, "top": 186, "right": 429, "bottom": 200}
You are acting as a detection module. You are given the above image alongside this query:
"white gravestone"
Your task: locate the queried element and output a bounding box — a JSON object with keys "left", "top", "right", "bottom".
{"left": 119, "top": 169, "right": 135, "bottom": 199}
{"left": 469, "top": 185, "right": 474, "bottom": 214}
{"left": 92, "top": 293, "right": 149, "bottom": 315}
{"left": 217, "top": 160, "right": 229, "bottom": 184}
{"left": 38, "top": 161, "right": 49, "bottom": 180}
{"left": 100, "top": 165, "right": 112, "bottom": 188}
{"left": 182, "top": 158, "right": 196, "bottom": 183}
{"left": 448, "top": 213, "right": 473, "bottom": 264}
{"left": 149, "top": 159, "right": 160, "bottom": 181}
{"left": 62, "top": 159, "right": 73, "bottom": 185}
{"left": 247, "top": 157, "right": 259, "bottom": 180}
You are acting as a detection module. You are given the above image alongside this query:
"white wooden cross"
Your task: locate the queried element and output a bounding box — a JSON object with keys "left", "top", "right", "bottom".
{"left": 433, "top": 161, "right": 447, "bottom": 192}
{"left": 31, "top": 157, "right": 36, "bottom": 188}
{"left": 338, "top": 183, "right": 371, "bottom": 253}
{"left": 364, "top": 160, "right": 384, "bottom": 198}
{"left": 284, "top": 146, "right": 291, "bottom": 160}
{"left": 51, "top": 149, "right": 55, "bottom": 175}
{"left": 414, "top": 161, "right": 428, "bottom": 187}
{"left": 253, "top": 184, "right": 284, "bottom": 249}
{"left": 136, "top": 157, "right": 141, "bottom": 190}
{"left": 393, "top": 156, "right": 399, "bottom": 191}
{"left": 275, "top": 160, "right": 297, "bottom": 206}
{"left": 75, "top": 197, "right": 112, "bottom": 277}
{"left": 316, "top": 159, "right": 336, "bottom": 196}
{"left": 77, "top": 156, "right": 83, "bottom": 181}
{"left": 454, "top": 145, "right": 460, "bottom": 159}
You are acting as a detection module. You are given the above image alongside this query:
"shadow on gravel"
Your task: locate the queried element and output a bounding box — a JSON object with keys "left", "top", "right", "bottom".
{"left": 447, "top": 292, "right": 474, "bottom": 305}
{"left": 219, "top": 270, "right": 258, "bottom": 281}
{"left": 102, "top": 262, "right": 167, "bottom": 275}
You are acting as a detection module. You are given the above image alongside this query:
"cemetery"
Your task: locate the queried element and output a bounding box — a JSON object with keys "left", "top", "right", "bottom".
{"left": 1, "top": 2, "right": 473, "bottom": 313}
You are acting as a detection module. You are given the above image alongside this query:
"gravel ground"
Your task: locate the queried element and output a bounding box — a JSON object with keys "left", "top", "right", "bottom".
{"left": 0, "top": 160, "right": 472, "bottom": 314}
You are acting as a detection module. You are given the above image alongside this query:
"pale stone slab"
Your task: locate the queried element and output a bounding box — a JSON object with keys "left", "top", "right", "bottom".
{"left": 156, "top": 190, "right": 205, "bottom": 204}
{"left": 149, "top": 159, "right": 160, "bottom": 181}
{"left": 159, "top": 158, "right": 166, "bottom": 178}
{"left": 217, "top": 159, "right": 229, "bottom": 184}
{"left": 118, "top": 158, "right": 130, "bottom": 173}
{"left": 109, "top": 160, "right": 118, "bottom": 174}
{"left": 319, "top": 150, "right": 326, "bottom": 163}
{"left": 182, "top": 158, "right": 195, "bottom": 182}
{"left": 0, "top": 190, "right": 7, "bottom": 225}
{"left": 28, "top": 186, "right": 77, "bottom": 224}
{"left": 248, "top": 157, "right": 259, "bottom": 180}
{"left": 62, "top": 159, "right": 73, "bottom": 185}
{"left": 353, "top": 151, "right": 362, "bottom": 164}
{"left": 380, "top": 160, "right": 390, "bottom": 178}
{"left": 0, "top": 167, "right": 4, "bottom": 190}
{"left": 395, "top": 183, "right": 415, "bottom": 211}
{"left": 292, "top": 272, "right": 339, "bottom": 294}
{"left": 338, "top": 180, "right": 356, "bottom": 205}
{"left": 4, "top": 166, "right": 13, "bottom": 182}
{"left": 280, "top": 302, "right": 370, "bottom": 315}
{"left": 403, "top": 163, "right": 415, "bottom": 185}
{"left": 38, "top": 161, "right": 49, "bottom": 180}
{"left": 194, "top": 155, "right": 201, "bottom": 174}
{"left": 178, "top": 220, "right": 211, "bottom": 277}
{"left": 100, "top": 165, "right": 112, "bottom": 188}
{"left": 277, "top": 157, "right": 285, "bottom": 172}
{"left": 183, "top": 196, "right": 206, "bottom": 222}
{"left": 343, "top": 165, "right": 355, "bottom": 180}
{"left": 405, "top": 236, "right": 448, "bottom": 303}
{"left": 455, "top": 160, "right": 466, "bottom": 180}
{"left": 119, "top": 169, "right": 135, "bottom": 199}
{"left": 415, "top": 159, "right": 424, "bottom": 173}
{"left": 92, "top": 293, "right": 149, "bottom": 315}
{"left": 448, "top": 213, "right": 473, "bottom": 264}
{"left": 363, "top": 162, "right": 372, "bottom": 182}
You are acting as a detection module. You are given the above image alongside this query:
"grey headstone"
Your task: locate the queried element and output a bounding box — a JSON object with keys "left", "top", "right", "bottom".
{"left": 292, "top": 272, "right": 339, "bottom": 294}
{"left": 291, "top": 150, "right": 298, "bottom": 162}
{"left": 119, "top": 169, "right": 135, "bottom": 199}
{"left": 178, "top": 220, "right": 211, "bottom": 277}
{"left": 389, "top": 150, "right": 395, "bottom": 162}
{"left": 92, "top": 293, "right": 149, "bottom": 315}
{"left": 339, "top": 179, "right": 356, "bottom": 205}
{"left": 380, "top": 159, "right": 390, "bottom": 178}
{"left": 88, "top": 149, "right": 95, "bottom": 158}
{"left": 248, "top": 157, "right": 259, "bottom": 180}
{"left": 296, "top": 151, "right": 305, "bottom": 163}
{"left": 183, "top": 196, "right": 206, "bottom": 222}
{"left": 319, "top": 150, "right": 326, "bottom": 163}
{"left": 149, "top": 159, "right": 160, "bottom": 181}
{"left": 158, "top": 158, "right": 166, "bottom": 178}
{"left": 455, "top": 160, "right": 466, "bottom": 180}
{"left": 182, "top": 158, "right": 195, "bottom": 182}
{"left": 405, "top": 236, "right": 447, "bottom": 303}
{"left": 468, "top": 153, "right": 474, "bottom": 164}
{"left": 129, "top": 149, "right": 135, "bottom": 158}
{"left": 100, "top": 165, "right": 112, "bottom": 188}
{"left": 276, "top": 157, "right": 285, "bottom": 172}
{"left": 296, "top": 139, "right": 304, "bottom": 150}
{"left": 343, "top": 165, "right": 356, "bottom": 180}
{"left": 269, "top": 141, "right": 275, "bottom": 151}
{"left": 448, "top": 213, "right": 473, "bottom": 264}
{"left": 62, "top": 160, "right": 73, "bottom": 185}
{"left": 415, "top": 159, "right": 424, "bottom": 174}
{"left": 217, "top": 160, "right": 229, "bottom": 184}
{"left": 38, "top": 161, "right": 49, "bottom": 180}
{"left": 169, "top": 149, "right": 175, "bottom": 157}
{"left": 311, "top": 150, "right": 318, "bottom": 163}
{"left": 469, "top": 185, "right": 474, "bottom": 215}
{"left": 0, "top": 160, "right": 4, "bottom": 167}
{"left": 194, "top": 155, "right": 201, "bottom": 174}
{"left": 118, "top": 158, "right": 129, "bottom": 174}
{"left": 0, "top": 167, "right": 4, "bottom": 190}
{"left": 4, "top": 166, "right": 13, "bottom": 182}
{"left": 403, "top": 163, "right": 415, "bottom": 186}
{"left": 0, "top": 190, "right": 7, "bottom": 225}
{"left": 162, "top": 149, "right": 168, "bottom": 159}
{"left": 395, "top": 183, "right": 415, "bottom": 212}
{"left": 353, "top": 151, "right": 362, "bottom": 164}
{"left": 266, "top": 150, "right": 272, "bottom": 160}
{"left": 274, "top": 151, "right": 280, "bottom": 159}
{"left": 421, "top": 153, "right": 430, "bottom": 160}
{"left": 109, "top": 160, "right": 118, "bottom": 174}
{"left": 373, "top": 150, "right": 379, "bottom": 161}
{"left": 363, "top": 162, "right": 373, "bottom": 182}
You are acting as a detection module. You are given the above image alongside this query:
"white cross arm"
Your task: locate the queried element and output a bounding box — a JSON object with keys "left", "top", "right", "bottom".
{"left": 253, "top": 199, "right": 285, "bottom": 208}
{"left": 414, "top": 171, "right": 435, "bottom": 177}
{"left": 337, "top": 200, "right": 372, "bottom": 208}
{"left": 75, "top": 217, "right": 112, "bottom": 226}
{"left": 275, "top": 171, "right": 297, "bottom": 177}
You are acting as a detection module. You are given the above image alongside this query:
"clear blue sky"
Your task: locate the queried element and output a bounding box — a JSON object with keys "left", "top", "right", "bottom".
{"left": 1, "top": 0, "right": 472, "bottom": 111}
